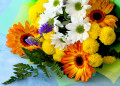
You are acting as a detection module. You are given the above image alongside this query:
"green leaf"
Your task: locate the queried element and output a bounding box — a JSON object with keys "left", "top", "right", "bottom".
{"left": 2, "top": 63, "right": 39, "bottom": 85}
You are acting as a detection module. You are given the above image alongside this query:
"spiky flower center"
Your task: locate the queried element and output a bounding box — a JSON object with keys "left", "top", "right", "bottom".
{"left": 75, "top": 2, "right": 82, "bottom": 11}
{"left": 76, "top": 25, "right": 85, "bottom": 34}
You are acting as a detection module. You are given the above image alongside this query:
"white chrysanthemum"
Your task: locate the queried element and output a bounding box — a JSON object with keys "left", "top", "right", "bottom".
{"left": 54, "top": 19, "right": 63, "bottom": 32}
{"left": 65, "top": 0, "right": 91, "bottom": 18}
{"left": 44, "top": 0, "right": 63, "bottom": 14}
{"left": 38, "top": 11, "right": 56, "bottom": 27}
{"left": 66, "top": 17, "right": 91, "bottom": 44}
{"left": 51, "top": 32, "right": 69, "bottom": 50}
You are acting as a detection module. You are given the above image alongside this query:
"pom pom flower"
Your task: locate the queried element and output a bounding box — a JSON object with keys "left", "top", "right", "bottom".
{"left": 103, "top": 56, "right": 116, "bottom": 64}
{"left": 83, "top": 38, "right": 99, "bottom": 54}
{"left": 99, "top": 27, "right": 116, "bottom": 45}
{"left": 88, "top": 53, "right": 103, "bottom": 67}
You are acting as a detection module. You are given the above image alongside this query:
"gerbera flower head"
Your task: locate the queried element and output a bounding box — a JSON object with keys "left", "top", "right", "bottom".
{"left": 87, "top": 0, "right": 118, "bottom": 28}
{"left": 61, "top": 41, "right": 95, "bottom": 82}
{"left": 6, "top": 21, "right": 39, "bottom": 56}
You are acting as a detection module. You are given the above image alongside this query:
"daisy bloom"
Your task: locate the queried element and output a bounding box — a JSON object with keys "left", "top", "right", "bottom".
{"left": 51, "top": 32, "right": 69, "bottom": 50}
{"left": 65, "top": 0, "right": 91, "bottom": 18}
{"left": 66, "top": 18, "right": 91, "bottom": 43}
{"left": 61, "top": 41, "right": 96, "bottom": 82}
{"left": 87, "top": 0, "right": 118, "bottom": 28}
{"left": 6, "top": 21, "right": 39, "bottom": 56}
{"left": 44, "top": 0, "right": 63, "bottom": 14}
{"left": 38, "top": 11, "right": 56, "bottom": 27}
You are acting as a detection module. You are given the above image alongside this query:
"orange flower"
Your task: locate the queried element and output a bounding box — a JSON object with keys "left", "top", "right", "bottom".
{"left": 87, "top": 0, "right": 118, "bottom": 28}
{"left": 61, "top": 41, "right": 96, "bottom": 82}
{"left": 6, "top": 21, "right": 39, "bottom": 56}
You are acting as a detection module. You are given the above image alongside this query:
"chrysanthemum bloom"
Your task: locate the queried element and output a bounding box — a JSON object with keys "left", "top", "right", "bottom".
{"left": 61, "top": 41, "right": 96, "bottom": 82}
{"left": 87, "top": 0, "right": 118, "bottom": 28}
{"left": 6, "top": 21, "right": 39, "bottom": 56}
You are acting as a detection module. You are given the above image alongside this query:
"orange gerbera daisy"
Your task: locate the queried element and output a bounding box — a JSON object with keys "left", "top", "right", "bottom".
{"left": 87, "top": 0, "right": 118, "bottom": 28}
{"left": 6, "top": 21, "right": 39, "bottom": 56}
{"left": 61, "top": 41, "right": 96, "bottom": 82}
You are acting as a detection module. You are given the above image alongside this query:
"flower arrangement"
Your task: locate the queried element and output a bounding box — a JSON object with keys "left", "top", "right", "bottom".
{"left": 2, "top": 0, "right": 120, "bottom": 84}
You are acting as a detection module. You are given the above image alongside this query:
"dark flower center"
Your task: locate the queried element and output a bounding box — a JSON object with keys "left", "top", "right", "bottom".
{"left": 90, "top": 10, "right": 105, "bottom": 23}
{"left": 20, "top": 33, "right": 34, "bottom": 47}
{"left": 75, "top": 56, "right": 83, "bottom": 66}
{"left": 93, "top": 12, "right": 102, "bottom": 20}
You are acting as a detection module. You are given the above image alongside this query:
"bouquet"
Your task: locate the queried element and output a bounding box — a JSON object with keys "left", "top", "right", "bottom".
{"left": 2, "top": 0, "right": 120, "bottom": 85}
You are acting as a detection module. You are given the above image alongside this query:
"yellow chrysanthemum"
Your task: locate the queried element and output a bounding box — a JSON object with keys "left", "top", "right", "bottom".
{"left": 29, "top": 5, "right": 40, "bottom": 23}
{"left": 53, "top": 47, "right": 66, "bottom": 62}
{"left": 53, "top": 53, "right": 62, "bottom": 62}
{"left": 88, "top": 23, "right": 101, "bottom": 39}
{"left": 83, "top": 38, "right": 99, "bottom": 54}
{"left": 88, "top": 53, "right": 103, "bottom": 67}
{"left": 99, "top": 27, "right": 116, "bottom": 45}
{"left": 29, "top": 0, "right": 48, "bottom": 23}
{"left": 42, "top": 40, "right": 55, "bottom": 55}
{"left": 36, "top": 0, "right": 48, "bottom": 13}
{"left": 43, "top": 31, "right": 55, "bottom": 40}
{"left": 56, "top": 47, "right": 66, "bottom": 56}
{"left": 32, "top": 17, "right": 41, "bottom": 28}
{"left": 103, "top": 56, "right": 116, "bottom": 64}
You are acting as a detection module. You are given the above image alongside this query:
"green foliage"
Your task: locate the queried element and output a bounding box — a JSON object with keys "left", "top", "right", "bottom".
{"left": 22, "top": 48, "right": 64, "bottom": 78}
{"left": 2, "top": 63, "right": 38, "bottom": 85}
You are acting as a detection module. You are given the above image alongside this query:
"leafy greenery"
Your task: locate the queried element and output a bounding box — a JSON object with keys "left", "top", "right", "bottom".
{"left": 22, "top": 48, "right": 64, "bottom": 78}
{"left": 2, "top": 63, "right": 38, "bottom": 85}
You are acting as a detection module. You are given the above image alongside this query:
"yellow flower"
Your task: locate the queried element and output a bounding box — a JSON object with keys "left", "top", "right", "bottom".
{"left": 42, "top": 40, "right": 55, "bottom": 55}
{"left": 43, "top": 31, "right": 55, "bottom": 40}
{"left": 56, "top": 47, "right": 66, "bottom": 56}
{"left": 99, "top": 27, "right": 116, "bottom": 45}
{"left": 29, "top": 0, "right": 48, "bottom": 23}
{"left": 29, "top": 5, "right": 40, "bottom": 23}
{"left": 103, "top": 56, "right": 116, "bottom": 64}
{"left": 36, "top": 0, "right": 48, "bottom": 13}
{"left": 83, "top": 38, "right": 99, "bottom": 54}
{"left": 53, "top": 47, "right": 66, "bottom": 62}
{"left": 53, "top": 53, "right": 62, "bottom": 62}
{"left": 88, "top": 53, "right": 103, "bottom": 67}
{"left": 32, "top": 17, "right": 41, "bottom": 28}
{"left": 88, "top": 23, "right": 101, "bottom": 39}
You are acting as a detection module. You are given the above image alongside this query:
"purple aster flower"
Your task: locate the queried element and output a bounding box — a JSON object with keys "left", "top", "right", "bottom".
{"left": 38, "top": 23, "right": 53, "bottom": 37}
{"left": 25, "top": 37, "right": 38, "bottom": 46}
{"left": 63, "top": 1, "right": 66, "bottom": 5}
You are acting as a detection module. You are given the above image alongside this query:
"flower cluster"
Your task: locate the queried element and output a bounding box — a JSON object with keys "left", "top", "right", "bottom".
{"left": 5, "top": 0, "right": 120, "bottom": 83}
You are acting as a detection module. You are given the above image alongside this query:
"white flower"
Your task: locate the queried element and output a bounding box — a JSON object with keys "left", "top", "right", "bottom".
{"left": 66, "top": 17, "right": 91, "bottom": 44}
{"left": 51, "top": 32, "right": 69, "bottom": 50}
{"left": 38, "top": 11, "right": 56, "bottom": 27}
{"left": 65, "top": 0, "right": 91, "bottom": 18}
{"left": 54, "top": 19, "right": 63, "bottom": 32}
{"left": 44, "top": 0, "right": 63, "bottom": 15}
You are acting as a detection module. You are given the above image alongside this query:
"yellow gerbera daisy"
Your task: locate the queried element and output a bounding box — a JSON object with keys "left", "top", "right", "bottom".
{"left": 87, "top": 0, "right": 118, "bottom": 28}
{"left": 61, "top": 41, "right": 96, "bottom": 82}
{"left": 6, "top": 21, "right": 39, "bottom": 56}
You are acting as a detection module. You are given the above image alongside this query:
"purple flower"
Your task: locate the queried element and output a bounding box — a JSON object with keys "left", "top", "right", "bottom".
{"left": 25, "top": 37, "right": 38, "bottom": 46}
{"left": 38, "top": 23, "right": 53, "bottom": 37}
{"left": 63, "top": 1, "right": 66, "bottom": 5}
